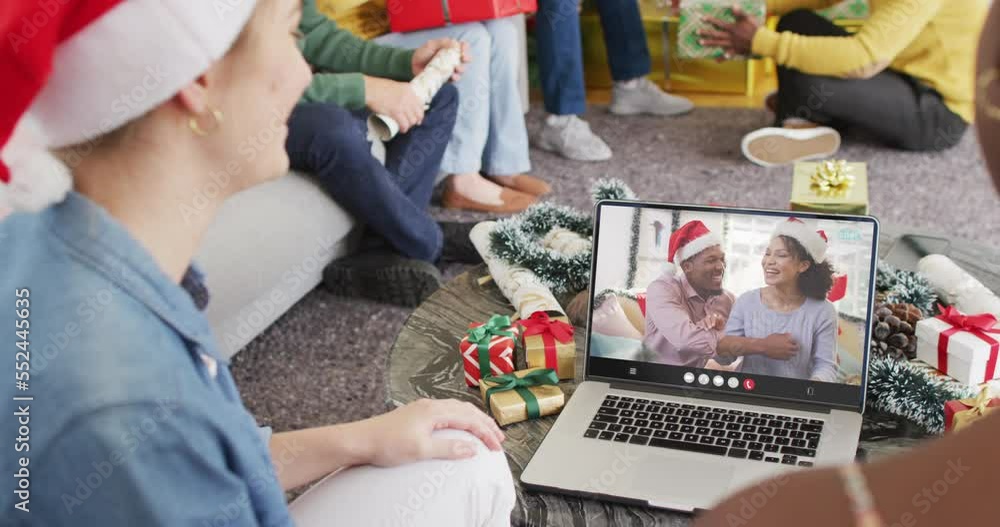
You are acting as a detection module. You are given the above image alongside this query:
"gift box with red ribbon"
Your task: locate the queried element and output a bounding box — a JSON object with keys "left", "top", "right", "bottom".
{"left": 945, "top": 388, "right": 1000, "bottom": 432}
{"left": 519, "top": 310, "right": 576, "bottom": 381}
{"left": 460, "top": 315, "right": 521, "bottom": 387}
{"left": 915, "top": 305, "right": 1000, "bottom": 386}
{"left": 388, "top": 0, "right": 538, "bottom": 33}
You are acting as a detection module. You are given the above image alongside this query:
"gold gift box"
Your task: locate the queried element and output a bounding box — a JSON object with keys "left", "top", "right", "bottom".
{"left": 790, "top": 162, "right": 869, "bottom": 215}
{"left": 524, "top": 313, "right": 576, "bottom": 380}
{"left": 580, "top": 14, "right": 757, "bottom": 95}
{"left": 479, "top": 368, "right": 565, "bottom": 426}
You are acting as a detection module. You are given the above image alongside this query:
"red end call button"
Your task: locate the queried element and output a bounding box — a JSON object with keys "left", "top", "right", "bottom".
{"left": 743, "top": 378, "right": 756, "bottom": 391}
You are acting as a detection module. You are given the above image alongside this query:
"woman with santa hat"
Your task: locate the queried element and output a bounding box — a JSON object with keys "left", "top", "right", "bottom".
{"left": 716, "top": 218, "right": 840, "bottom": 383}
{"left": 0, "top": 1, "right": 513, "bottom": 525}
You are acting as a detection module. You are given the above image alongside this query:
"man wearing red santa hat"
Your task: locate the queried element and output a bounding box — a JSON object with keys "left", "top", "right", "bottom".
{"left": 643, "top": 220, "right": 737, "bottom": 367}
{"left": 0, "top": 1, "right": 513, "bottom": 525}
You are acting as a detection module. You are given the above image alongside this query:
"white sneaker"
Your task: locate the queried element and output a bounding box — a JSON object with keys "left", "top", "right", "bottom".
{"left": 533, "top": 115, "right": 613, "bottom": 162}
{"left": 741, "top": 126, "right": 842, "bottom": 167}
{"left": 610, "top": 78, "right": 695, "bottom": 117}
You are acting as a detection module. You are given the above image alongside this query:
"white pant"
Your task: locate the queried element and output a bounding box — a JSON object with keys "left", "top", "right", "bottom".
{"left": 289, "top": 430, "right": 516, "bottom": 527}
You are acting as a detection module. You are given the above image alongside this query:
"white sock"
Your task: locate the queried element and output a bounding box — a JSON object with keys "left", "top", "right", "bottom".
{"left": 545, "top": 114, "right": 576, "bottom": 127}
{"left": 615, "top": 77, "right": 642, "bottom": 89}
{"left": 449, "top": 173, "right": 505, "bottom": 206}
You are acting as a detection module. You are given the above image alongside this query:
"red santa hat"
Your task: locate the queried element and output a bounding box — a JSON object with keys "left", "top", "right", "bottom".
{"left": 668, "top": 220, "right": 723, "bottom": 264}
{"left": 0, "top": 0, "right": 258, "bottom": 213}
{"left": 772, "top": 217, "right": 829, "bottom": 263}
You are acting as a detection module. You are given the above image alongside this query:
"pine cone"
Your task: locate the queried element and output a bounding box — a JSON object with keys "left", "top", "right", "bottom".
{"left": 870, "top": 302, "right": 919, "bottom": 360}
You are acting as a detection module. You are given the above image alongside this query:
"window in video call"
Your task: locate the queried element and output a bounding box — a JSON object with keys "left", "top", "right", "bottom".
{"left": 587, "top": 203, "right": 877, "bottom": 409}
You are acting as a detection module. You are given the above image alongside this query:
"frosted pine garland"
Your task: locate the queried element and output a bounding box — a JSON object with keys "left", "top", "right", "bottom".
{"left": 866, "top": 355, "right": 976, "bottom": 434}
{"left": 877, "top": 262, "right": 939, "bottom": 316}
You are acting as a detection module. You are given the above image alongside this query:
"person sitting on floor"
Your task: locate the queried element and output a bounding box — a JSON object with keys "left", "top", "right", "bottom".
{"left": 322, "top": 0, "right": 550, "bottom": 213}
{"left": 0, "top": 1, "right": 515, "bottom": 524}
{"left": 696, "top": 9, "right": 1000, "bottom": 522}
{"left": 700, "top": 0, "right": 988, "bottom": 166}
{"left": 532, "top": 0, "right": 696, "bottom": 162}
{"left": 289, "top": 0, "right": 483, "bottom": 307}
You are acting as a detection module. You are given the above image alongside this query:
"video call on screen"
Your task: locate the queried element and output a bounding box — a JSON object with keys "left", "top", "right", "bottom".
{"left": 590, "top": 205, "right": 875, "bottom": 387}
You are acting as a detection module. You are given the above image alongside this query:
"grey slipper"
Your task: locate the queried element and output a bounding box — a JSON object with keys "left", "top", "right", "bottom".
{"left": 323, "top": 250, "right": 442, "bottom": 307}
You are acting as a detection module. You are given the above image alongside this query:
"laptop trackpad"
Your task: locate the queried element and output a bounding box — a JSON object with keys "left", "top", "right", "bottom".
{"left": 633, "top": 455, "right": 734, "bottom": 507}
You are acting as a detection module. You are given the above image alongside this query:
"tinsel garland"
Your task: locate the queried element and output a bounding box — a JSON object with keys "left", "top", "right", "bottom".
{"left": 489, "top": 179, "right": 635, "bottom": 295}
{"left": 866, "top": 355, "right": 976, "bottom": 434}
{"left": 625, "top": 209, "right": 642, "bottom": 288}
{"left": 593, "top": 288, "right": 644, "bottom": 311}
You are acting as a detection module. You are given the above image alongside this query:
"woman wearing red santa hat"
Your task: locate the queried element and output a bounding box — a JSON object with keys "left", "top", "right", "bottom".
{"left": 695, "top": 5, "right": 1000, "bottom": 525}
{"left": 715, "top": 218, "right": 840, "bottom": 383}
{"left": 0, "top": 1, "right": 513, "bottom": 525}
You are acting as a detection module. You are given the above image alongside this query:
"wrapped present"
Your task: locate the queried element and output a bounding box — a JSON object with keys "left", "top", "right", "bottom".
{"left": 460, "top": 315, "right": 520, "bottom": 387}
{"left": 790, "top": 161, "right": 869, "bottom": 215}
{"left": 520, "top": 311, "right": 576, "bottom": 380}
{"left": 945, "top": 388, "right": 1000, "bottom": 432}
{"left": 480, "top": 368, "right": 564, "bottom": 426}
{"left": 818, "top": 0, "right": 870, "bottom": 20}
{"left": 676, "top": 0, "right": 767, "bottom": 60}
{"left": 388, "top": 0, "right": 537, "bottom": 33}
{"left": 915, "top": 306, "right": 1000, "bottom": 387}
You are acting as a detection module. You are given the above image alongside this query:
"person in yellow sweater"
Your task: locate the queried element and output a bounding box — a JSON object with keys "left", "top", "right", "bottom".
{"left": 699, "top": 0, "right": 988, "bottom": 166}
{"left": 321, "top": 0, "right": 550, "bottom": 212}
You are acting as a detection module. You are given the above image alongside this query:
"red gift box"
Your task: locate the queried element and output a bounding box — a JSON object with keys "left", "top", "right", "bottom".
{"left": 460, "top": 315, "right": 521, "bottom": 387}
{"left": 388, "top": 0, "right": 538, "bottom": 33}
{"left": 945, "top": 389, "right": 1000, "bottom": 432}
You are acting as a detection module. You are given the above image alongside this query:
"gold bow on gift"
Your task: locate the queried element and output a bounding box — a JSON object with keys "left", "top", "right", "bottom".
{"left": 810, "top": 160, "right": 856, "bottom": 197}
{"left": 953, "top": 388, "right": 999, "bottom": 430}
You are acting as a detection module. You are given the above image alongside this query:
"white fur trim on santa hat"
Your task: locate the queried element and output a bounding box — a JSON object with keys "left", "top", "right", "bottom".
{"left": 1, "top": 0, "right": 257, "bottom": 213}
{"left": 773, "top": 219, "right": 828, "bottom": 263}
{"left": 675, "top": 232, "right": 723, "bottom": 265}
{"left": 0, "top": 116, "right": 72, "bottom": 212}
{"left": 30, "top": 0, "right": 258, "bottom": 148}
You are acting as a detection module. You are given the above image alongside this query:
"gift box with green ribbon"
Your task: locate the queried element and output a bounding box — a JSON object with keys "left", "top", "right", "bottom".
{"left": 790, "top": 160, "right": 869, "bottom": 215}
{"left": 519, "top": 310, "right": 576, "bottom": 381}
{"left": 677, "top": 0, "right": 767, "bottom": 60}
{"left": 461, "top": 315, "right": 521, "bottom": 388}
{"left": 479, "top": 368, "right": 564, "bottom": 426}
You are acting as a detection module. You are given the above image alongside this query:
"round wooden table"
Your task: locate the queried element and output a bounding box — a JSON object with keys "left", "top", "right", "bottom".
{"left": 386, "top": 227, "right": 1000, "bottom": 526}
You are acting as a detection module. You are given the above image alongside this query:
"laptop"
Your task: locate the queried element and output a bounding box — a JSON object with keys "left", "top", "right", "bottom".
{"left": 521, "top": 200, "right": 879, "bottom": 513}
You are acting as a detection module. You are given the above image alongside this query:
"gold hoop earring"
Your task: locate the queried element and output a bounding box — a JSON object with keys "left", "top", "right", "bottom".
{"left": 189, "top": 108, "right": 225, "bottom": 136}
{"left": 977, "top": 68, "right": 1000, "bottom": 121}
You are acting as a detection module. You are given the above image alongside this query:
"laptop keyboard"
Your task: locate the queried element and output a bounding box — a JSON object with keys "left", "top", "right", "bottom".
{"left": 584, "top": 395, "right": 824, "bottom": 467}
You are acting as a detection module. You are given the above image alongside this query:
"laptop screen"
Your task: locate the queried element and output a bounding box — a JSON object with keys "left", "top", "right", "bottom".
{"left": 587, "top": 201, "right": 879, "bottom": 411}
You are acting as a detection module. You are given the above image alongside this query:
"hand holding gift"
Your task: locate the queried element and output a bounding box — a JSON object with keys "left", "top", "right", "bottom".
{"left": 698, "top": 4, "right": 761, "bottom": 58}
{"left": 480, "top": 368, "right": 564, "bottom": 426}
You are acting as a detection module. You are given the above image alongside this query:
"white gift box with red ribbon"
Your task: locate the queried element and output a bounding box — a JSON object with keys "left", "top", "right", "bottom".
{"left": 915, "top": 307, "right": 1000, "bottom": 387}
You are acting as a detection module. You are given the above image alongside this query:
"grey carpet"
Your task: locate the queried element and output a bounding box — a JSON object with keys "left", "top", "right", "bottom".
{"left": 231, "top": 106, "right": 1000, "bottom": 434}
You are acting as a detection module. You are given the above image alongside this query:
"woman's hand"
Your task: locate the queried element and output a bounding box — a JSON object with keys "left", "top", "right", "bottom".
{"left": 412, "top": 38, "right": 472, "bottom": 81}
{"left": 364, "top": 76, "right": 424, "bottom": 133}
{"left": 698, "top": 5, "right": 761, "bottom": 57}
{"left": 759, "top": 333, "right": 799, "bottom": 360}
{"left": 355, "top": 398, "right": 505, "bottom": 468}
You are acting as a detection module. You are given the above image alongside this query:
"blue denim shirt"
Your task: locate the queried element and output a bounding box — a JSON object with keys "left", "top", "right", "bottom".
{"left": 0, "top": 193, "right": 292, "bottom": 525}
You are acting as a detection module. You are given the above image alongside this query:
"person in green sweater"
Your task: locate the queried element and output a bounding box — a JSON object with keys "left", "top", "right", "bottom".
{"left": 700, "top": 0, "right": 987, "bottom": 166}
{"left": 286, "top": 0, "right": 478, "bottom": 306}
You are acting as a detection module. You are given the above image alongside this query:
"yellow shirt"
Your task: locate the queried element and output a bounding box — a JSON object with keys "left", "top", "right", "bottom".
{"left": 752, "top": 0, "right": 989, "bottom": 122}
{"left": 317, "top": 0, "right": 391, "bottom": 40}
